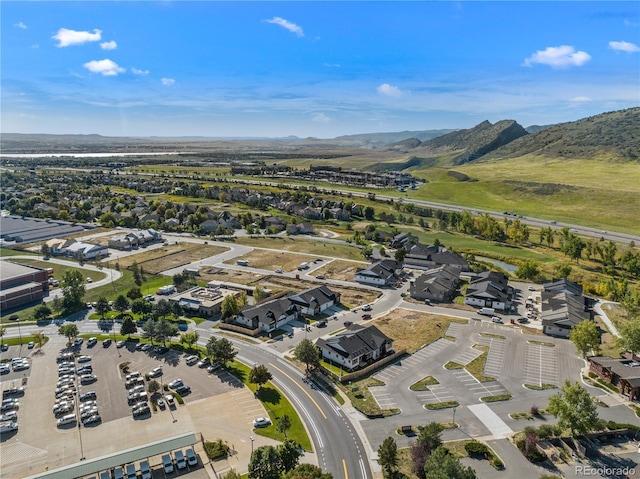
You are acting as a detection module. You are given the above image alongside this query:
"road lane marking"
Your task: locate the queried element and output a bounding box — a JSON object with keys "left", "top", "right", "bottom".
{"left": 273, "top": 377, "right": 324, "bottom": 448}
{"left": 269, "top": 363, "right": 327, "bottom": 419}
{"left": 342, "top": 459, "right": 348, "bottom": 479}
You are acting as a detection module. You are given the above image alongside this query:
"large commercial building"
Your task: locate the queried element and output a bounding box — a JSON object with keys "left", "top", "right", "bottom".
{"left": 0, "top": 262, "right": 49, "bottom": 311}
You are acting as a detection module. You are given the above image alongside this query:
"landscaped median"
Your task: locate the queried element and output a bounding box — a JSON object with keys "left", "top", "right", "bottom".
{"left": 425, "top": 401, "right": 460, "bottom": 410}
{"left": 444, "top": 345, "right": 496, "bottom": 382}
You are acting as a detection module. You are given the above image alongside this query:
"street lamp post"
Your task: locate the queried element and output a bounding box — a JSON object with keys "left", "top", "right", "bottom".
{"left": 250, "top": 436, "right": 254, "bottom": 455}
{"left": 452, "top": 406, "right": 458, "bottom": 427}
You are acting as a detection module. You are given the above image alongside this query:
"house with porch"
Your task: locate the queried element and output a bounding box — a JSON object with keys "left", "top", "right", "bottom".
{"left": 463, "top": 271, "right": 510, "bottom": 311}
{"left": 354, "top": 259, "right": 402, "bottom": 286}
{"left": 589, "top": 355, "right": 640, "bottom": 401}
{"left": 235, "top": 297, "right": 300, "bottom": 333}
{"left": 409, "top": 265, "right": 460, "bottom": 303}
{"left": 315, "top": 324, "right": 394, "bottom": 372}
{"left": 288, "top": 286, "right": 341, "bottom": 316}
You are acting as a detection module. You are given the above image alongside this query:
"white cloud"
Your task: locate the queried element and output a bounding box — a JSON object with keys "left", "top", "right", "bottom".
{"left": 570, "top": 96, "right": 592, "bottom": 103}
{"left": 161, "top": 78, "right": 175, "bottom": 86}
{"left": 377, "top": 83, "right": 403, "bottom": 97}
{"left": 624, "top": 19, "right": 639, "bottom": 28}
{"left": 266, "top": 17, "right": 304, "bottom": 37}
{"left": 609, "top": 40, "right": 640, "bottom": 53}
{"left": 312, "top": 113, "right": 331, "bottom": 123}
{"left": 53, "top": 28, "right": 102, "bottom": 47}
{"left": 522, "top": 45, "right": 591, "bottom": 68}
{"left": 100, "top": 40, "right": 117, "bottom": 50}
{"left": 14, "top": 22, "right": 27, "bottom": 29}
{"left": 83, "top": 59, "right": 125, "bottom": 76}
{"left": 132, "top": 68, "right": 149, "bottom": 75}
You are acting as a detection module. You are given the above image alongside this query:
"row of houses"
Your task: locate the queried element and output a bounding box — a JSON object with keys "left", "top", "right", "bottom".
{"left": 107, "top": 229, "right": 163, "bottom": 251}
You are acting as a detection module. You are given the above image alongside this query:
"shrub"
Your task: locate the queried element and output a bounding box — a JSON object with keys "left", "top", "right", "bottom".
{"left": 204, "top": 439, "right": 230, "bottom": 460}
{"left": 490, "top": 457, "right": 504, "bottom": 469}
{"left": 536, "top": 424, "right": 559, "bottom": 440}
{"left": 464, "top": 441, "right": 489, "bottom": 457}
{"left": 530, "top": 405, "right": 539, "bottom": 416}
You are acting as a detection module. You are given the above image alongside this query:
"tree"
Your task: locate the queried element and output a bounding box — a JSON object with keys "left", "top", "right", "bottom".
{"left": 569, "top": 320, "right": 601, "bottom": 358}
{"left": 58, "top": 323, "right": 79, "bottom": 343}
{"left": 126, "top": 287, "right": 143, "bottom": 300}
{"left": 424, "top": 446, "right": 476, "bottom": 479}
{"left": 249, "top": 364, "right": 273, "bottom": 391}
{"left": 276, "top": 414, "right": 292, "bottom": 438}
{"left": 361, "top": 245, "right": 373, "bottom": 259}
{"left": 41, "top": 242, "right": 50, "bottom": 258}
{"left": 33, "top": 330, "right": 46, "bottom": 349}
{"left": 378, "top": 436, "right": 399, "bottom": 478}
{"left": 547, "top": 380, "right": 599, "bottom": 437}
{"left": 154, "top": 299, "right": 173, "bottom": 320}
{"left": 221, "top": 295, "right": 241, "bottom": 319}
{"left": 155, "top": 318, "right": 178, "bottom": 346}
{"left": 516, "top": 260, "right": 540, "bottom": 281}
{"left": 394, "top": 247, "right": 407, "bottom": 263}
{"left": 284, "top": 464, "right": 333, "bottom": 479}
{"left": 248, "top": 445, "right": 283, "bottom": 479}
{"left": 618, "top": 318, "right": 640, "bottom": 356}
{"left": 293, "top": 338, "right": 320, "bottom": 373}
{"left": 180, "top": 331, "right": 200, "bottom": 350}
{"left": 34, "top": 304, "right": 52, "bottom": 322}
{"left": 254, "top": 286, "right": 269, "bottom": 302}
{"left": 554, "top": 263, "right": 572, "bottom": 279}
{"left": 206, "top": 337, "right": 237, "bottom": 368}
{"left": 142, "top": 319, "right": 157, "bottom": 345}
{"left": 120, "top": 316, "right": 137, "bottom": 338}
{"left": 171, "top": 301, "right": 183, "bottom": 321}
{"left": 223, "top": 471, "right": 242, "bottom": 479}
{"left": 61, "top": 269, "right": 86, "bottom": 312}
{"left": 0, "top": 326, "right": 6, "bottom": 346}
{"left": 131, "top": 298, "right": 153, "bottom": 315}
{"left": 277, "top": 439, "right": 302, "bottom": 473}
{"left": 363, "top": 206, "right": 375, "bottom": 220}
{"left": 131, "top": 261, "right": 143, "bottom": 286}
{"left": 95, "top": 296, "right": 111, "bottom": 320}
{"left": 147, "top": 379, "right": 161, "bottom": 395}
{"left": 417, "top": 422, "right": 442, "bottom": 452}
{"left": 113, "top": 294, "right": 130, "bottom": 317}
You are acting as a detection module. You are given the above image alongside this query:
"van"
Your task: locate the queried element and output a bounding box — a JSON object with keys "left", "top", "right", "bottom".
{"left": 175, "top": 450, "right": 187, "bottom": 469}
{"left": 162, "top": 454, "right": 174, "bottom": 473}
{"left": 236, "top": 260, "right": 248, "bottom": 266}
{"left": 139, "top": 461, "right": 151, "bottom": 479}
{"left": 478, "top": 307, "right": 495, "bottom": 316}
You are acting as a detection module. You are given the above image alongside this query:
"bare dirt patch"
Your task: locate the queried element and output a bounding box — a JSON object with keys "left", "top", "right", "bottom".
{"left": 225, "top": 249, "right": 316, "bottom": 272}
{"left": 199, "top": 267, "right": 266, "bottom": 286}
{"left": 372, "top": 308, "right": 468, "bottom": 353}
{"left": 235, "top": 236, "right": 364, "bottom": 261}
{"left": 104, "top": 243, "right": 228, "bottom": 274}
{"left": 314, "top": 259, "right": 368, "bottom": 281}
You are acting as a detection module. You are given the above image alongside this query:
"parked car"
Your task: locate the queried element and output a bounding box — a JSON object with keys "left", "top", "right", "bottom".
{"left": 102, "top": 339, "right": 112, "bottom": 348}
{"left": 197, "top": 357, "right": 210, "bottom": 368}
{"left": 175, "top": 385, "right": 191, "bottom": 396}
{"left": 185, "top": 448, "right": 197, "bottom": 466}
{"left": 361, "top": 314, "right": 372, "bottom": 320}
{"left": 153, "top": 346, "right": 168, "bottom": 354}
{"left": 148, "top": 366, "right": 163, "bottom": 377}
{"left": 27, "top": 341, "right": 35, "bottom": 349}
{"left": 116, "top": 340, "right": 126, "bottom": 348}
{"left": 168, "top": 379, "right": 183, "bottom": 389}
{"left": 491, "top": 316, "right": 503, "bottom": 324}
{"left": 139, "top": 461, "right": 152, "bottom": 479}
{"left": 162, "top": 454, "right": 174, "bottom": 473}
{"left": 73, "top": 338, "right": 83, "bottom": 346}
{"left": 207, "top": 363, "right": 221, "bottom": 373}
{"left": 141, "top": 343, "right": 153, "bottom": 351}
{"left": 77, "top": 355, "right": 92, "bottom": 363}
{"left": 132, "top": 405, "right": 151, "bottom": 417}
{"left": 156, "top": 397, "right": 166, "bottom": 409}
{"left": 2, "top": 387, "right": 25, "bottom": 397}
{"left": 253, "top": 417, "right": 271, "bottom": 428}
{"left": 0, "top": 364, "right": 9, "bottom": 374}
{"left": 0, "top": 344, "right": 8, "bottom": 352}
{"left": 0, "top": 411, "right": 18, "bottom": 422}
{"left": 0, "top": 422, "right": 18, "bottom": 433}
{"left": 128, "top": 385, "right": 145, "bottom": 395}
{"left": 82, "top": 414, "right": 102, "bottom": 426}
{"left": 79, "top": 391, "right": 97, "bottom": 402}
{"left": 362, "top": 304, "right": 372, "bottom": 311}
{"left": 87, "top": 337, "right": 98, "bottom": 346}
{"left": 175, "top": 450, "right": 187, "bottom": 470}
{"left": 80, "top": 374, "right": 97, "bottom": 384}
{"left": 185, "top": 355, "right": 199, "bottom": 366}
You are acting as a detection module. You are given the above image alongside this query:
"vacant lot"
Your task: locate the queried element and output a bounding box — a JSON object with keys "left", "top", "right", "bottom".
{"left": 103, "top": 243, "right": 228, "bottom": 274}
{"left": 199, "top": 267, "right": 266, "bottom": 286}
{"left": 225, "top": 249, "right": 316, "bottom": 272}
{"left": 373, "top": 308, "right": 468, "bottom": 353}
{"left": 235, "top": 236, "right": 365, "bottom": 261}
{"left": 313, "top": 259, "right": 368, "bottom": 281}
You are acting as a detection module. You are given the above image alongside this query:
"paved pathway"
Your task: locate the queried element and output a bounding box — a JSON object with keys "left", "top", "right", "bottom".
{"left": 593, "top": 301, "right": 621, "bottom": 338}
{"left": 467, "top": 403, "right": 513, "bottom": 439}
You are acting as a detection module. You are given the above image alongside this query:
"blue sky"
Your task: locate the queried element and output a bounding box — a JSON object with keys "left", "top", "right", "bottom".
{"left": 2, "top": 1, "right": 639, "bottom": 138}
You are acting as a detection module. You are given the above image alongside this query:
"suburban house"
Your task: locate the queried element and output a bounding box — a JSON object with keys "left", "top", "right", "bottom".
{"left": 45, "top": 238, "right": 76, "bottom": 255}
{"left": 234, "top": 285, "right": 341, "bottom": 333}
{"left": 409, "top": 265, "right": 460, "bottom": 303}
{"left": 390, "top": 233, "right": 413, "bottom": 249}
{"left": 288, "top": 286, "right": 341, "bottom": 316}
{"left": 108, "top": 229, "right": 162, "bottom": 250}
{"left": 354, "top": 259, "right": 402, "bottom": 286}
{"left": 403, "top": 242, "right": 469, "bottom": 271}
{"left": 589, "top": 354, "right": 640, "bottom": 401}
{"left": 315, "top": 324, "right": 394, "bottom": 372}
{"left": 235, "top": 296, "right": 300, "bottom": 333}
{"left": 463, "top": 271, "right": 511, "bottom": 311}
{"left": 286, "top": 222, "right": 315, "bottom": 235}
{"left": 541, "top": 278, "right": 590, "bottom": 337}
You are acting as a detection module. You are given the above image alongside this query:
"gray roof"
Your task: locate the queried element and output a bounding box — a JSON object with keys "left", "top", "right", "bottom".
{"left": 288, "top": 286, "right": 338, "bottom": 309}
{"left": 541, "top": 290, "right": 588, "bottom": 329}
{"left": 466, "top": 271, "right": 509, "bottom": 303}
{"left": 316, "top": 325, "right": 392, "bottom": 360}
{"left": 356, "top": 259, "right": 401, "bottom": 280}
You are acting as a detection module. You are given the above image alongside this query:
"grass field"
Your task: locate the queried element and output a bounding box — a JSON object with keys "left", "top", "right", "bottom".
{"left": 372, "top": 308, "right": 467, "bottom": 353}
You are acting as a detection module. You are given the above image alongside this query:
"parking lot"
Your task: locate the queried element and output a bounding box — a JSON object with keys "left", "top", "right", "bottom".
{"left": 0, "top": 335, "right": 270, "bottom": 479}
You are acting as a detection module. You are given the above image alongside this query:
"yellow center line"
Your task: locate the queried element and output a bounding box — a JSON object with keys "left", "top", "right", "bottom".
{"left": 342, "top": 458, "right": 348, "bottom": 479}
{"left": 268, "top": 363, "right": 327, "bottom": 419}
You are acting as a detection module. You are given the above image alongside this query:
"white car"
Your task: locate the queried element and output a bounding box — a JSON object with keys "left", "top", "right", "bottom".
{"left": 253, "top": 417, "right": 271, "bottom": 428}
{"left": 491, "top": 316, "right": 503, "bottom": 324}
{"left": 128, "top": 385, "right": 145, "bottom": 395}
{"left": 168, "top": 379, "right": 183, "bottom": 389}
{"left": 185, "top": 355, "right": 199, "bottom": 366}
{"left": 77, "top": 355, "right": 92, "bottom": 363}
{"left": 125, "top": 371, "right": 141, "bottom": 380}
{"left": 116, "top": 340, "right": 126, "bottom": 348}
{"left": 149, "top": 366, "right": 163, "bottom": 377}
{"left": 165, "top": 395, "right": 175, "bottom": 407}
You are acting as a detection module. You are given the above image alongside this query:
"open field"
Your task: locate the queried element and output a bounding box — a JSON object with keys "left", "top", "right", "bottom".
{"left": 225, "top": 249, "right": 317, "bottom": 272}
{"left": 103, "top": 243, "right": 228, "bottom": 274}
{"left": 372, "top": 308, "right": 468, "bottom": 353}
{"left": 199, "top": 267, "right": 266, "bottom": 286}
{"left": 235, "top": 236, "right": 365, "bottom": 261}
{"left": 313, "top": 259, "right": 369, "bottom": 281}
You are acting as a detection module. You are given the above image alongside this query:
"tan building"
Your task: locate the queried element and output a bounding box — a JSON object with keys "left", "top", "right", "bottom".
{"left": 167, "top": 286, "right": 238, "bottom": 317}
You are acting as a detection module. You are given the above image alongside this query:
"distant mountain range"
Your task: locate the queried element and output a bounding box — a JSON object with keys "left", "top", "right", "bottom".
{"left": 2, "top": 107, "right": 637, "bottom": 162}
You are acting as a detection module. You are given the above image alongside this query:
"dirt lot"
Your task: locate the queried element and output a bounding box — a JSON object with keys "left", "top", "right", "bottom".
{"left": 235, "top": 236, "right": 364, "bottom": 261}
{"left": 224, "top": 249, "right": 317, "bottom": 272}
{"left": 372, "top": 308, "right": 468, "bottom": 353}
{"left": 313, "top": 259, "right": 368, "bottom": 281}
{"left": 103, "top": 243, "right": 228, "bottom": 274}
{"left": 199, "top": 267, "right": 266, "bottom": 286}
